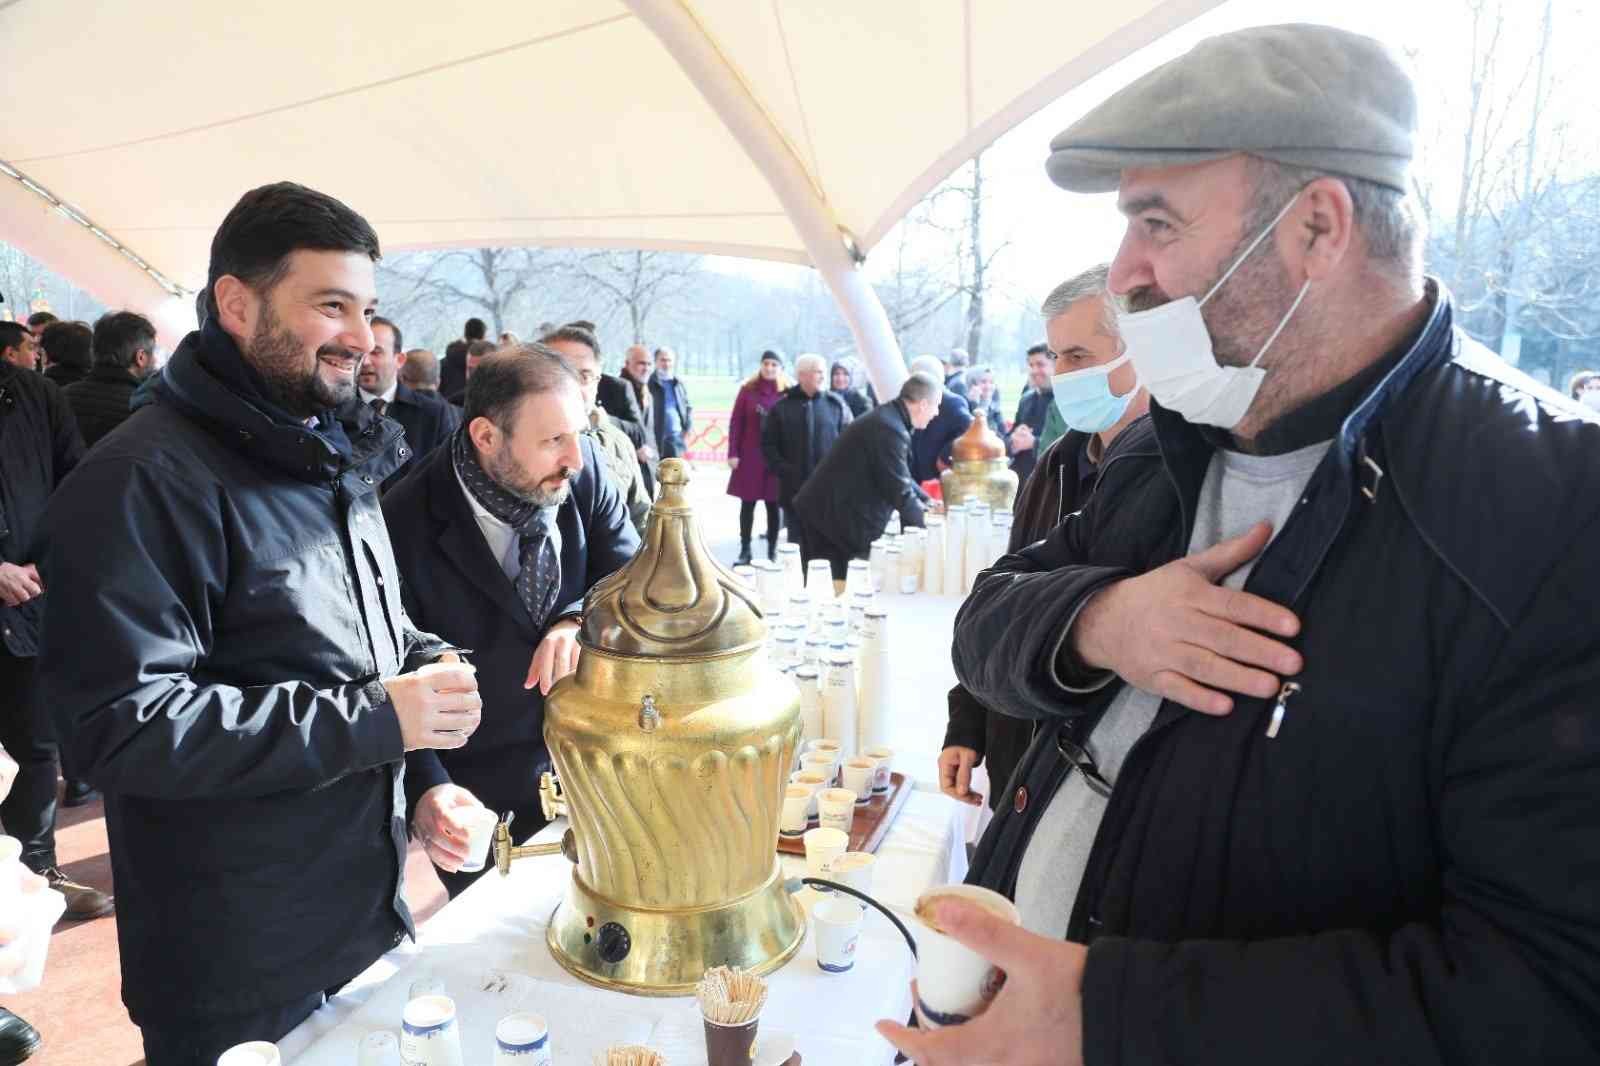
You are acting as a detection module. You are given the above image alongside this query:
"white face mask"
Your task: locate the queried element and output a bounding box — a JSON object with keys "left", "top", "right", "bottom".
{"left": 1114, "top": 193, "right": 1311, "bottom": 430}
{"left": 1582, "top": 390, "right": 1600, "bottom": 412}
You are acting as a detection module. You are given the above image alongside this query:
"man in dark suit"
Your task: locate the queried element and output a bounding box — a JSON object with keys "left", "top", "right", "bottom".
{"left": 438, "top": 316, "right": 486, "bottom": 400}
{"left": 906, "top": 355, "right": 974, "bottom": 482}
{"left": 356, "top": 317, "right": 459, "bottom": 492}
{"left": 791, "top": 371, "right": 941, "bottom": 581}
{"left": 383, "top": 344, "right": 640, "bottom": 896}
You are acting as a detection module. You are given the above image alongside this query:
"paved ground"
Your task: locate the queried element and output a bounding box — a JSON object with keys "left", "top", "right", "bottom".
{"left": 10, "top": 462, "right": 751, "bottom": 1066}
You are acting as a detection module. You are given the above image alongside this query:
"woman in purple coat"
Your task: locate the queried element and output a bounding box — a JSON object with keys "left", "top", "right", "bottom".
{"left": 727, "top": 350, "right": 790, "bottom": 564}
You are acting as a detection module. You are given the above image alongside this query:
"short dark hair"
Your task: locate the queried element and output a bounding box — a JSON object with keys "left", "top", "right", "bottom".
{"left": 93, "top": 311, "right": 157, "bottom": 370}
{"left": 566, "top": 319, "right": 597, "bottom": 332}
{"left": 463, "top": 317, "right": 487, "bottom": 341}
{"left": 400, "top": 349, "right": 439, "bottom": 388}
{"left": 464, "top": 342, "right": 582, "bottom": 434}
{"left": 899, "top": 371, "right": 940, "bottom": 405}
{"left": 40, "top": 320, "right": 93, "bottom": 370}
{"left": 370, "top": 315, "right": 402, "bottom": 354}
{"left": 0, "top": 322, "right": 29, "bottom": 354}
{"left": 1026, "top": 343, "right": 1050, "bottom": 360}
{"left": 541, "top": 324, "right": 601, "bottom": 359}
{"left": 444, "top": 338, "right": 467, "bottom": 362}
{"left": 26, "top": 311, "right": 57, "bottom": 331}
{"left": 205, "top": 181, "right": 381, "bottom": 319}
{"left": 466, "top": 339, "right": 497, "bottom": 360}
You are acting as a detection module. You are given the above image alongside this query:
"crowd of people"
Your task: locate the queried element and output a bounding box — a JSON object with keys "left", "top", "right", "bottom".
{"left": 3, "top": 19, "right": 1600, "bottom": 1066}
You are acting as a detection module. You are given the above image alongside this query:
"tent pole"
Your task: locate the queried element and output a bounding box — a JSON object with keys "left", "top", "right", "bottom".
{"left": 623, "top": 0, "right": 908, "bottom": 398}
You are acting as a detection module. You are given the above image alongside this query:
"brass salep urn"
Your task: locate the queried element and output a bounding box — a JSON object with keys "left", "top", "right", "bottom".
{"left": 506, "top": 458, "right": 806, "bottom": 995}
{"left": 939, "top": 414, "right": 1019, "bottom": 511}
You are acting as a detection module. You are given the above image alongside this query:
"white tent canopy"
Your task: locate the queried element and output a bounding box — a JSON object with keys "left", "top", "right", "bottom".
{"left": 1, "top": 0, "right": 1221, "bottom": 388}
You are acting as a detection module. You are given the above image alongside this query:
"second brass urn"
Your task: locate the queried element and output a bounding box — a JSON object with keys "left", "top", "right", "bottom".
{"left": 940, "top": 414, "right": 1019, "bottom": 511}
{"left": 513, "top": 459, "right": 805, "bottom": 996}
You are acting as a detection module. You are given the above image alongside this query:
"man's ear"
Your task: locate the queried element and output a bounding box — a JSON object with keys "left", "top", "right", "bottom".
{"left": 1292, "top": 177, "right": 1356, "bottom": 283}
{"left": 212, "top": 276, "right": 258, "bottom": 341}
{"left": 394, "top": 349, "right": 408, "bottom": 371}
{"left": 467, "top": 414, "right": 498, "bottom": 454}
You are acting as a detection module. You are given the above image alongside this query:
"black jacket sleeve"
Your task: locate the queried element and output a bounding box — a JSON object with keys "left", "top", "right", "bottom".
{"left": 943, "top": 684, "right": 988, "bottom": 755}
{"left": 951, "top": 506, "right": 1131, "bottom": 722}
{"left": 1082, "top": 526, "right": 1600, "bottom": 1065}
{"left": 47, "top": 379, "right": 86, "bottom": 488}
{"left": 761, "top": 404, "right": 794, "bottom": 486}
{"left": 869, "top": 419, "right": 926, "bottom": 530}
{"left": 39, "top": 457, "right": 406, "bottom": 801}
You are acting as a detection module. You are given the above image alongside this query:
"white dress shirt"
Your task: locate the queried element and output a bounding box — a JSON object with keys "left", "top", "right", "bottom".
{"left": 455, "top": 465, "right": 521, "bottom": 580}
{"left": 359, "top": 380, "right": 399, "bottom": 407}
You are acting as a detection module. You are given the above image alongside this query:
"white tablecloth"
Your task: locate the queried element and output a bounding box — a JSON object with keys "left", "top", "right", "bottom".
{"left": 875, "top": 591, "right": 994, "bottom": 843}
{"left": 280, "top": 788, "right": 967, "bottom": 1065}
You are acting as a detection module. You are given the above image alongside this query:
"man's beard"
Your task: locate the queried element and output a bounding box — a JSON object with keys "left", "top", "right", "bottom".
{"left": 484, "top": 446, "right": 577, "bottom": 507}
{"left": 1122, "top": 230, "right": 1298, "bottom": 368}
{"left": 245, "top": 304, "right": 360, "bottom": 417}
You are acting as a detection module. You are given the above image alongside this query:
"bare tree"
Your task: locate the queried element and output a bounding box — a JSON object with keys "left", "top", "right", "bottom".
{"left": 566, "top": 250, "right": 703, "bottom": 345}
{"left": 377, "top": 247, "right": 559, "bottom": 337}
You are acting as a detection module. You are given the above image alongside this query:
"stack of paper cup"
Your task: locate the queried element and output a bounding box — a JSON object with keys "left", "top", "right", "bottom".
{"left": 923, "top": 514, "right": 945, "bottom": 595}
{"left": 943, "top": 505, "right": 966, "bottom": 594}
{"left": 822, "top": 649, "right": 858, "bottom": 758}
{"left": 868, "top": 539, "right": 888, "bottom": 593}
{"left": 755, "top": 560, "right": 786, "bottom": 616}
{"left": 795, "top": 665, "right": 823, "bottom": 742}
{"left": 856, "top": 608, "right": 889, "bottom": 754}
{"left": 845, "top": 558, "right": 872, "bottom": 598}
{"left": 778, "top": 542, "right": 803, "bottom": 594}
{"left": 882, "top": 545, "right": 901, "bottom": 597}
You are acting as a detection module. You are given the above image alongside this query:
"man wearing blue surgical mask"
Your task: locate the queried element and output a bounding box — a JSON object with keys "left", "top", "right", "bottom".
{"left": 940, "top": 264, "right": 1148, "bottom": 816}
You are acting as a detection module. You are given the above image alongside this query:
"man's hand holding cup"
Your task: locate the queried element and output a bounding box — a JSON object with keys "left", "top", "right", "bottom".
{"left": 385, "top": 659, "right": 482, "bottom": 751}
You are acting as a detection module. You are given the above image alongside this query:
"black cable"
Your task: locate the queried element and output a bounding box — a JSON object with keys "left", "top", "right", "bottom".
{"left": 798, "top": 877, "right": 918, "bottom": 958}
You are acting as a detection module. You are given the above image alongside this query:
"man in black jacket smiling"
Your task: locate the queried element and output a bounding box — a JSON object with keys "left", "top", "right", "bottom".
{"left": 383, "top": 345, "right": 639, "bottom": 896}
{"left": 38, "top": 183, "right": 482, "bottom": 1066}
{"left": 883, "top": 25, "right": 1600, "bottom": 1066}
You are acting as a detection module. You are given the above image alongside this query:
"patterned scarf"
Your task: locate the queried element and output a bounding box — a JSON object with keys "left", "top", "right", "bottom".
{"left": 451, "top": 427, "right": 560, "bottom": 625}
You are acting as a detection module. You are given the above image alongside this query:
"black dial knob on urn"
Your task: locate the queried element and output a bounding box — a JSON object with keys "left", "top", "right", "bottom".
{"left": 595, "top": 921, "right": 631, "bottom": 964}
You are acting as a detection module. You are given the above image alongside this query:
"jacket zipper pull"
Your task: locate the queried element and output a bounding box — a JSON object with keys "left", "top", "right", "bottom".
{"left": 1266, "top": 681, "right": 1301, "bottom": 739}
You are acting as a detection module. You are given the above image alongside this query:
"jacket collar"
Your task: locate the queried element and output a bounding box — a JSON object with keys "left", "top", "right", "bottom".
{"left": 421, "top": 441, "right": 540, "bottom": 638}
{"left": 153, "top": 325, "right": 405, "bottom": 485}
{"left": 86, "top": 364, "right": 143, "bottom": 387}
{"left": 1151, "top": 279, "right": 1454, "bottom": 508}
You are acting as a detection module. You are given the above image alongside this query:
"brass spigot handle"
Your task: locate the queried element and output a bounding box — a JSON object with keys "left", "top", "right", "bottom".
{"left": 494, "top": 820, "right": 579, "bottom": 877}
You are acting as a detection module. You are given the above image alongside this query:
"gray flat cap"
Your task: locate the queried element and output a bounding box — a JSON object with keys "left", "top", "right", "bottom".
{"left": 1047, "top": 24, "right": 1416, "bottom": 193}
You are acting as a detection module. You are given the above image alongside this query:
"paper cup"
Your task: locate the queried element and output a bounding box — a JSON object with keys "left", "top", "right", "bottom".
{"left": 780, "top": 786, "right": 811, "bottom": 838}
{"left": 401, "top": 994, "right": 464, "bottom": 1066}
{"left": 455, "top": 807, "right": 500, "bottom": 874}
{"left": 911, "top": 886, "right": 1020, "bottom": 1028}
{"left": 829, "top": 852, "right": 875, "bottom": 903}
{"left": 862, "top": 746, "right": 894, "bottom": 794}
{"left": 495, "top": 1011, "right": 552, "bottom": 1065}
{"left": 816, "top": 788, "right": 856, "bottom": 835}
{"left": 788, "top": 771, "right": 828, "bottom": 821}
{"left": 357, "top": 1031, "right": 402, "bottom": 1066}
{"left": 803, "top": 827, "right": 848, "bottom": 890}
{"left": 216, "top": 1042, "right": 281, "bottom": 1066}
{"left": 702, "top": 1014, "right": 760, "bottom": 1066}
{"left": 813, "top": 896, "right": 863, "bottom": 973}
{"left": 841, "top": 757, "right": 876, "bottom": 804}
{"left": 800, "top": 751, "right": 837, "bottom": 786}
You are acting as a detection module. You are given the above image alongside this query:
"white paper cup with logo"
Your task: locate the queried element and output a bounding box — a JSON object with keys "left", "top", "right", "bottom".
{"left": 816, "top": 788, "right": 856, "bottom": 835}
{"left": 911, "top": 886, "right": 1020, "bottom": 1029}
{"left": 216, "top": 1041, "right": 281, "bottom": 1066}
{"left": 841, "top": 757, "right": 876, "bottom": 804}
{"left": 494, "top": 1011, "right": 552, "bottom": 1066}
{"left": 454, "top": 807, "right": 500, "bottom": 874}
{"left": 788, "top": 770, "right": 828, "bottom": 821}
{"left": 862, "top": 746, "right": 894, "bottom": 794}
{"left": 803, "top": 827, "right": 848, "bottom": 892}
{"left": 780, "top": 785, "right": 811, "bottom": 839}
{"left": 829, "top": 851, "right": 875, "bottom": 904}
{"left": 401, "top": 994, "right": 464, "bottom": 1066}
{"left": 813, "top": 896, "right": 864, "bottom": 973}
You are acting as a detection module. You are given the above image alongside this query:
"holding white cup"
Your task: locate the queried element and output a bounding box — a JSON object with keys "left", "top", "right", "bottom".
{"left": 455, "top": 807, "right": 501, "bottom": 874}
{"left": 910, "top": 885, "right": 1021, "bottom": 1028}
{"left": 816, "top": 788, "right": 856, "bottom": 835}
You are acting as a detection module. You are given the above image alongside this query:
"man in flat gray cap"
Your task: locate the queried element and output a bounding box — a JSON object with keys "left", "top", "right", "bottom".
{"left": 882, "top": 23, "right": 1600, "bottom": 1066}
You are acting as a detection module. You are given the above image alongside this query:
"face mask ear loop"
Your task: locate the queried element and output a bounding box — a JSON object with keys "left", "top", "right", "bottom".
{"left": 1248, "top": 278, "right": 1312, "bottom": 369}
{"left": 1199, "top": 192, "right": 1304, "bottom": 308}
